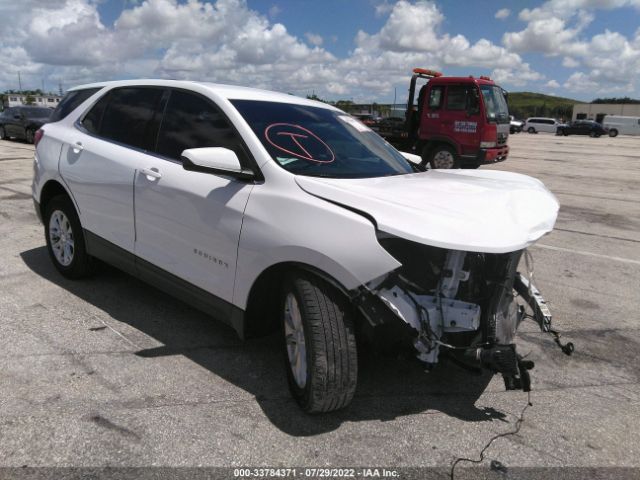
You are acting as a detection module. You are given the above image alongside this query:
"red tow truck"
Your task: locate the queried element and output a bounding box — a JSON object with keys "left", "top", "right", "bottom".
{"left": 390, "top": 68, "right": 511, "bottom": 169}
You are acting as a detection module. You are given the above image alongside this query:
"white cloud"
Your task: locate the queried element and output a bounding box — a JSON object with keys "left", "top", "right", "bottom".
{"left": 495, "top": 8, "right": 510, "bottom": 20}
{"left": 545, "top": 79, "right": 560, "bottom": 88}
{"left": 305, "top": 32, "right": 323, "bottom": 46}
{"left": 502, "top": 0, "right": 640, "bottom": 94}
{"left": 268, "top": 4, "right": 281, "bottom": 18}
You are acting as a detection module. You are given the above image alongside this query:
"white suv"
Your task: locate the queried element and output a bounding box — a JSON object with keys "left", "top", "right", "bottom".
{"left": 32, "top": 80, "right": 562, "bottom": 412}
{"left": 523, "top": 117, "right": 562, "bottom": 134}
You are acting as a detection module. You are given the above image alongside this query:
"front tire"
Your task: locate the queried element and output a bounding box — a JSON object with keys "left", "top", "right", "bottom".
{"left": 428, "top": 145, "right": 458, "bottom": 169}
{"left": 527, "top": 127, "right": 536, "bottom": 134}
{"left": 282, "top": 272, "right": 357, "bottom": 413}
{"left": 609, "top": 129, "right": 618, "bottom": 137}
{"left": 44, "top": 195, "right": 93, "bottom": 279}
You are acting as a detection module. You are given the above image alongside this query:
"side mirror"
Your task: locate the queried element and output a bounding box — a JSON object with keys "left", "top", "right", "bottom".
{"left": 400, "top": 151, "right": 422, "bottom": 165}
{"left": 181, "top": 147, "right": 254, "bottom": 180}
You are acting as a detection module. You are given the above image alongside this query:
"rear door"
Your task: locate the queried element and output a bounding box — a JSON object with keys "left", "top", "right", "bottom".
{"left": 58, "top": 86, "right": 164, "bottom": 253}
{"left": 133, "top": 88, "right": 254, "bottom": 302}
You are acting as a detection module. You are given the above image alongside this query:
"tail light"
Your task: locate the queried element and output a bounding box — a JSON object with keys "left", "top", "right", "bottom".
{"left": 34, "top": 129, "right": 44, "bottom": 148}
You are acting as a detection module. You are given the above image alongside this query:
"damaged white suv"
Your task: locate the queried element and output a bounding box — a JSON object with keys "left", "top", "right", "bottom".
{"left": 32, "top": 80, "right": 567, "bottom": 413}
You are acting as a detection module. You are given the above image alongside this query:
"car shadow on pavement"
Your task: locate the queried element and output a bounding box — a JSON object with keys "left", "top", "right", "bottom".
{"left": 21, "top": 246, "right": 503, "bottom": 436}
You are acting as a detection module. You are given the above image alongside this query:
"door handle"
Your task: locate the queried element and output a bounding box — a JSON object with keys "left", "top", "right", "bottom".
{"left": 140, "top": 167, "right": 162, "bottom": 181}
{"left": 72, "top": 141, "right": 83, "bottom": 153}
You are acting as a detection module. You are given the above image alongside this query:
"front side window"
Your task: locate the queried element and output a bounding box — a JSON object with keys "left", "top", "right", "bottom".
{"left": 156, "top": 90, "right": 242, "bottom": 161}
{"left": 232, "top": 100, "right": 414, "bottom": 179}
{"left": 91, "top": 87, "right": 163, "bottom": 150}
{"left": 446, "top": 86, "right": 467, "bottom": 111}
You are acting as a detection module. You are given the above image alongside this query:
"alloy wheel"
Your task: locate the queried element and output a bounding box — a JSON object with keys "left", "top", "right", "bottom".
{"left": 48, "top": 210, "right": 75, "bottom": 266}
{"left": 284, "top": 292, "right": 307, "bottom": 389}
{"left": 432, "top": 150, "right": 455, "bottom": 169}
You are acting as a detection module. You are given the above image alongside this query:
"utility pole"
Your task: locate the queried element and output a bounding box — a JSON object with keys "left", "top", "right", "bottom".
{"left": 18, "top": 71, "right": 22, "bottom": 91}
{"left": 41, "top": 78, "right": 45, "bottom": 93}
{"left": 58, "top": 81, "right": 63, "bottom": 96}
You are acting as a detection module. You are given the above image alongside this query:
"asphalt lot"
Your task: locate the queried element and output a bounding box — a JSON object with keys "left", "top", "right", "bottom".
{"left": 1, "top": 133, "right": 639, "bottom": 476}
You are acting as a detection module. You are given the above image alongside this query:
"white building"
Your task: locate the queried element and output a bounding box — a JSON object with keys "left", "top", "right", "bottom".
{"left": 572, "top": 103, "right": 640, "bottom": 122}
{"left": 4, "top": 94, "right": 61, "bottom": 108}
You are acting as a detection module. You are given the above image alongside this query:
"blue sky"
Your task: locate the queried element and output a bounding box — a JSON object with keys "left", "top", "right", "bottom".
{"left": 2, "top": 0, "right": 640, "bottom": 101}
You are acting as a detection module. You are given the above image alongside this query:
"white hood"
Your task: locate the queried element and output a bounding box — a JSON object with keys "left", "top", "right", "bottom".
{"left": 295, "top": 169, "right": 559, "bottom": 254}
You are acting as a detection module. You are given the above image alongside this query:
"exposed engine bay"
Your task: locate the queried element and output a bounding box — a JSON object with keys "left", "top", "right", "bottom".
{"left": 355, "top": 234, "right": 573, "bottom": 392}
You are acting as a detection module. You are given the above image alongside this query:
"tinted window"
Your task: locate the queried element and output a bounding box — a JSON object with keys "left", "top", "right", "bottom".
{"left": 50, "top": 88, "right": 101, "bottom": 122}
{"left": 82, "top": 93, "right": 110, "bottom": 135}
{"left": 428, "top": 86, "right": 443, "bottom": 109}
{"left": 156, "top": 90, "right": 241, "bottom": 161}
{"left": 22, "top": 107, "right": 52, "bottom": 119}
{"left": 98, "top": 88, "right": 163, "bottom": 150}
{"left": 446, "top": 86, "right": 466, "bottom": 110}
{"left": 232, "top": 100, "right": 414, "bottom": 179}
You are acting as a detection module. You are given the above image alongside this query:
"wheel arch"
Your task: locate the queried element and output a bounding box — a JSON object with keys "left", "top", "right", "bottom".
{"left": 243, "top": 261, "right": 353, "bottom": 338}
{"left": 39, "top": 179, "right": 76, "bottom": 220}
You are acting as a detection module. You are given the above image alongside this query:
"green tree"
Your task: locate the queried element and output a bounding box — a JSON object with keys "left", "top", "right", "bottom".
{"left": 24, "top": 94, "right": 36, "bottom": 105}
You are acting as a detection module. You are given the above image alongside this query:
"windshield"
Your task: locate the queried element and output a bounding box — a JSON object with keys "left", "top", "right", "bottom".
{"left": 231, "top": 100, "right": 414, "bottom": 178}
{"left": 480, "top": 85, "right": 509, "bottom": 124}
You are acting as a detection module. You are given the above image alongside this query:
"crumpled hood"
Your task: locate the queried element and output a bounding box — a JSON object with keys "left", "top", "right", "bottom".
{"left": 295, "top": 169, "right": 559, "bottom": 253}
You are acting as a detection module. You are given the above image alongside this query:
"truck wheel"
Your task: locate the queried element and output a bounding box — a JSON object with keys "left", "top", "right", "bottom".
{"left": 44, "top": 195, "right": 93, "bottom": 279}
{"left": 282, "top": 272, "right": 357, "bottom": 413}
{"left": 609, "top": 129, "right": 618, "bottom": 137}
{"left": 429, "top": 145, "right": 458, "bottom": 169}
{"left": 527, "top": 127, "right": 536, "bottom": 134}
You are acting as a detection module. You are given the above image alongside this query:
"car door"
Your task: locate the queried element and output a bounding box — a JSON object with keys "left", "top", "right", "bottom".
{"left": 4, "top": 108, "right": 21, "bottom": 137}
{"left": 441, "top": 84, "right": 481, "bottom": 154}
{"left": 58, "top": 86, "right": 165, "bottom": 253}
{"left": 133, "top": 88, "right": 254, "bottom": 303}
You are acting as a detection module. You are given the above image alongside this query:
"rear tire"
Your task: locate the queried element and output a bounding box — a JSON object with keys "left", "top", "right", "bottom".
{"left": 25, "top": 128, "right": 34, "bottom": 144}
{"left": 282, "top": 272, "right": 358, "bottom": 413}
{"left": 44, "top": 195, "right": 93, "bottom": 279}
{"left": 609, "top": 129, "right": 618, "bottom": 137}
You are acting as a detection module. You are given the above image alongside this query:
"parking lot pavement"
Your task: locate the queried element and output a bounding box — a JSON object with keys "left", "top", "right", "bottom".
{"left": 1, "top": 134, "right": 639, "bottom": 473}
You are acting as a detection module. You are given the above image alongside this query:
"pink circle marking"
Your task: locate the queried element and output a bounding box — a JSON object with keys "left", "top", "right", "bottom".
{"left": 264, "top": 123, "right": 335, "bottom": 163}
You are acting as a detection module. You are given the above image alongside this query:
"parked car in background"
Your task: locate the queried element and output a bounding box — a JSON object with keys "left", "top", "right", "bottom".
{"left": 0, "top": 106, "right": 52, "bottom": 143}
{"left": 352, "top": 113, "right": 378, "bottom": 127}
{"left": 556, "top": 120, "right": 608, "bottom": 137}
{"left": 32, "top": 79, "right": 562, "bottom": 413}
{"left": 602, "top": 115, "right": 640, "bottom": 137}
{"left": 509, "top": 115, "right": 524, "bottom": 133}
{"left": 523, "top": 117, "right": 562, "bottom": 134}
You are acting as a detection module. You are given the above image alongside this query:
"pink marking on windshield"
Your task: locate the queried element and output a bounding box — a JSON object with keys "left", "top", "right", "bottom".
{"left": 265, "top": 123, "right": 335, "bottom": 163}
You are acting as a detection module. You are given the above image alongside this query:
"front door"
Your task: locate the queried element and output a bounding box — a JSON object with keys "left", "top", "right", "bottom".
{"left": 133, "top": 89, "right": 253, "bottom": 303}
{"left": 440, "top": 84, "right": 481, "bottom": 156}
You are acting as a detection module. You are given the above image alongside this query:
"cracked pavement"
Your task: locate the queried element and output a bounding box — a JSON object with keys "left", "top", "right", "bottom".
{"left": 0, "top": 133, "right": 639, "bottom": 474}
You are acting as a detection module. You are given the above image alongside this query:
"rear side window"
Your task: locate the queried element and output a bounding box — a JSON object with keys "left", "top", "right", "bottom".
{"left": 156, "top": 90, "right": 241, "bottom": 161}
{"left": 428, "top": 86, "right": 443, "bottom": 109}
{"left": 50, "top": 88, "right": 101, "bottom": 122}
{"left": 84, "top": 87, "right": 163, "bottom": 150}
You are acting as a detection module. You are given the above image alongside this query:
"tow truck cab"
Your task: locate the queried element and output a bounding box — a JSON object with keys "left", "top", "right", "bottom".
{"left": 406, "top": 68, "right": 510, "bottom": 169}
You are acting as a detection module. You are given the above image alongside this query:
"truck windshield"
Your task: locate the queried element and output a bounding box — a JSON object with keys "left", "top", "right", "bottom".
{"left": 480, "top": 85, "right": 509, "bottom": 124}
{"left": 231, "top": 100, "right": 414, "bottom": 178}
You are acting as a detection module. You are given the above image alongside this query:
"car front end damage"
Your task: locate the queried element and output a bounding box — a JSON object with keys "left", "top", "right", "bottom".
{"left": 353, "top": 235, "right": 572, "bottom": 392}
